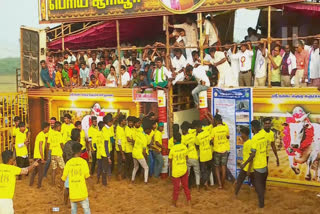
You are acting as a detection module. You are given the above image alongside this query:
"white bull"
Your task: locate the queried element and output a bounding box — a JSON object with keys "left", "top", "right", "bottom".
{"left": 285, "top": 113, "right": 320, "bottom": 180}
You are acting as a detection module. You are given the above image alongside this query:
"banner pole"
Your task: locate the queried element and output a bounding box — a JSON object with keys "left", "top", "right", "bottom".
{"left": 198, "top": 13, "right": 203, "bottom": 65}
{"left": 116, "top": 20, "right": 122, "bottom": 86}
{"left": 165, "top": 16, "right": 169, "bottom": 68}
{"left": 62, "top": 23, "right": 65, "bottom": 51}
{"left": 267, "top": 6, "right": 272, "bottom": 88}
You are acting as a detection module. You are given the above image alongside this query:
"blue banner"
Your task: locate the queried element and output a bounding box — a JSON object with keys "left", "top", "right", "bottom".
{"left": 211, "top": 88, "right": 253, "bottom": 180}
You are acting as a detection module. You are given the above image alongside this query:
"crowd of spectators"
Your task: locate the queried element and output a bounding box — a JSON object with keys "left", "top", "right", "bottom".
{"left": 40, "top": 15, "right": 320, "bottom": 99}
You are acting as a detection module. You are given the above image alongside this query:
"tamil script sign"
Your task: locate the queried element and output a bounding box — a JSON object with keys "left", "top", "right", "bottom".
{"left": 132, "top": 88, "right": 158, "bottom": 102}
{"left": 39, "top": 0, "right": 304, "bottom": 23}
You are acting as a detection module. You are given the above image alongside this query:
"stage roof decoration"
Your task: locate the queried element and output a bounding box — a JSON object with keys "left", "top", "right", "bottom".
{"left": 39, "top": 0, "right": 304, "bottom": 23}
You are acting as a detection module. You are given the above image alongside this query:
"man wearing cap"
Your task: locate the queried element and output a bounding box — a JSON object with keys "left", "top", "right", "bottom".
{"left": 231, "top": 41, "right": 253, "bottom": 86}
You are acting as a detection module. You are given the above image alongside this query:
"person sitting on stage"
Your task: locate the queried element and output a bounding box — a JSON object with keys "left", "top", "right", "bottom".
{"left": 106, "top": 66, "right": 118, "bottom": 88}
{"left": 185, "top": 65, "right": 210, "bottom": 108}
{"left": 151, "top": 57, "right": 172, "bottom": 89}
{"left": 130, "top": 69, "right": 139, "bottom": 88}
{"left": 70, "top": 70, "right": 80, "bottom": 88}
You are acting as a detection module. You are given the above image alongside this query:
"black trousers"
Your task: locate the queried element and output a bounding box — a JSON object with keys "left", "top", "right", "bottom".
{"left": 117, "top": 151, "right": 126, "bottom": 178}
{"left": 125, "top": 153, "right": 134, "bottom": 179}
{"left": 90, "top": 151, "right": 97, "bottom": 175}
{"left": 235, "top": 169, "right": 254, "bottom": 195}
{"left": 254, "top": 170, "right": 268, "bottom": 208}
{"left": 110, "top": 143, "right": 115, "bottom": 173}
{"left": 200, "top": 159, "right": 214, "bottom": 185}
{"left": 29, "top": 161, "right": 44, "bottom": 188}
{"left": 97, "top": 157, "right": 109, "bottom": 186}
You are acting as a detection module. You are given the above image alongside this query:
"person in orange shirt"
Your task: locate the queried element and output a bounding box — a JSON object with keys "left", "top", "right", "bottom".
{"left": 294, "top": 40, "right": 309, "bottom": 87}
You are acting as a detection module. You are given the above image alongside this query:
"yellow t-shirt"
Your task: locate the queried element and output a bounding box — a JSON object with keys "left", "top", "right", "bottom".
{"left": 153, "top": 130, "right": 163, "bottom": 152}
{"left": 61, "top": 157, "right": 90, "bottom": 202}
{"left": 15, "top": 129, "right": 28, "bottom": 157}
{"left": 88, "top": 126, "right": 99, "bottom": 151}
{"left": 132, "top": 127, "right": 143, "bottom": 142}
{"left": 116, "top": 126, "right": 127, "bottom": 152}
{"left": 196, "top": 130, "right": 212, "bottom": 162}
{"left": 33, "top": 131, "right": 46, "bottom": 159}
{"left": 0, "top": 164, "right": 22, "bottom": 199}
{"left": 169, "top": 143, "right": 188, "bottom": 178}
{"left": 47, "top": 128, "right": 55, "bottom": 144}
{"left": 61, "top": 123, "right": 75, "bottom": 143}
{"left": 124, "top": 126, "right": 134, "bottom": 153}
{"left": 203, "top": 125, "right": 213, "bottom": 135}
{"left": 261, "top": 129, "right": 274, "bottom": 157}
{"left": 99, "top": 127, "right": 112, "bottom": 159}
{"left": 145, "top": 131, "right": 153, "bottom": 155}
{"left": 251, "top": 130, "right": 268, "bottom": 170}
{"left": 182, "top": 133, "right": 198, "bottom": 160}
{"left": 50, "top": 130, "right": 63, "bottom": 157}
{"left": 188, "top": 129, "right": 196, "bottom": 136}
{"left": 80, "top": 130, "right": 86, "bottom": 150}
{"left": 212, "top": 124, "right": 230, "bottom": 153}
{"left": 168, "top": 137, "right": 174, "bottom": 150}
{"left": 242, "top": 139, "right": 254, "bottom": 172}
{"left": 55, "top": 71, "right": 64, "bottom": 87}
{"left": 132, "top": 132, "right": 147, "bottom": 160}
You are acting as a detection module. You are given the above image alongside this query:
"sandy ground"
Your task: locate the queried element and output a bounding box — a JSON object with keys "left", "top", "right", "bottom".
{"left": 13, "top": 171, "right": 320, "bottom": 214}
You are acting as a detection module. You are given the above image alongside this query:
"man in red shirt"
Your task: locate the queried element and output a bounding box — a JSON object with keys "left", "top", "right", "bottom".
{"left": 68, "top": 61, "right": 80, "bottom": 79}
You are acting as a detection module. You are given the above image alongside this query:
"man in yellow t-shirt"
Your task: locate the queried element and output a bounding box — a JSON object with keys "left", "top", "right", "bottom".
{"left": 14, "top": 122, "right": 30, "bottom": 179}
{"left": 62, "top": 143, "right": 91, "bottom": 214}
{"left": 61, "top": 114, "right": 75, "bottom": 144}
{"left": 181, "top": 121, "right": 200, "bottom": 189}
{"left": 132, "top": 118, "right": 152, "bottom": 184}
{"left": 211, "top": 114, "right": 230, "bottom": 189}
{"left": 88, "top": 116, "right": 99, "bottom": 175}
{"left": 195, "top": 120, "right": 212, "bottom": 188}
{"left": 116, "top": 115, "right": 127, "bottom": 180}
{"left": 262, "top": 117, "right": 279, "bottom": 165}
{"left": 98, "top": 121, "right": 112, "bottom": 186}
{"left": 152, "top": 122, "right": 164, "bottom": 178}
{"left": 75, "top": 121, "right": 89, "bottom": 162}
{"left": 30, "top": 122, "right": 50, "bottom": 188}
{"left": 0, "top": 150, "right": 38, "bottom": 214}
{"left": 235, "top": 126, "right": 254, "bottom": 196}
{"left": 169, "top": 132, "right": 191, "bottom": 207}
{"left": 241, "top": 120, "right": 268, "bottom": 208}
{"left": 44, "top": 117, "right": 57, "bottom": 178}
{"left": 103, "top": 114, "right": 116, "bottom": 174}
{"left": 124, "top": 116, "right": 135, "bottom": 179}
{"left": 50, "top": 121, "right": 65, "bottom": 186}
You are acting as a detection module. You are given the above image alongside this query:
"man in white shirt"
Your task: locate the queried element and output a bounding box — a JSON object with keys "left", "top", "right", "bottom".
{"left": 79, "top": 62, "right": 90, "bottom": 86}
{"left": 202, "top": 15, "right": 219, "bottom": 47}
{"left": 87, "top": 52, "right": 100, "bottom": 68}
{"left": 151, "top": 57, "right": 172, "bottom": 88}
{"left": 171, "top": 49, "right": 187, "bottom": 73}
{"left": 63, "top": 49, "right": 76, "bottom": 64}
{"left": 185, "top": 65, "right": 210, "bottom": 107}
{"left": 120, "top": 65, "right": 131, "bottom": 88}
{"left": 226, "top": 44, "right": 240, "bottom": 87}
{"left": 187, "top": 51, "right": 201, "bottom": 67}
{"left": 231, "top": 42, "right": 253, "bottom": 86}
{"left": 206, "top": 48, "right": 232, "bottom": 88}
{"left": 170, "top": 17, "right": 198, "bottom": 61}
{"left": 307, "top": 39, "right": 320, "bottom": 87}
{"left": 254, "top": 41, "right": 267, "bottom": 87}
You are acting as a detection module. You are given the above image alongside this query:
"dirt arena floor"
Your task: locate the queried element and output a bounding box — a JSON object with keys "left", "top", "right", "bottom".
{"left": 13, "top": 172, "right": 320, "bottom": 214}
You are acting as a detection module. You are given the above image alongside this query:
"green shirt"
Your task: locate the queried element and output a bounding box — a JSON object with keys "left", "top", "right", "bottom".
{"left": 103, "top": 68, "right": 110, "bottom": 78}
{"left": 271, "top": 55, "right": 282, "bottom": 82}
{"left": 62, "top": 69, "right": 70, "bottom": 83}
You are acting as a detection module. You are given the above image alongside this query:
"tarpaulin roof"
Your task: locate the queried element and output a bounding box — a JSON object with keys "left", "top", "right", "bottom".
{"left": 275, "top": 2, "right": 320, "bottom": 16}
{"left": 48, "top": 16, "right": 164, "bottom": 50}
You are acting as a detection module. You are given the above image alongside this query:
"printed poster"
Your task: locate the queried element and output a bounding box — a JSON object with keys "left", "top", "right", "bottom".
{"left": 254, "top": 92, "right": 320, "bottom": 186}
{"left": 212, "top": 88, "right": 253, "bottom": 179}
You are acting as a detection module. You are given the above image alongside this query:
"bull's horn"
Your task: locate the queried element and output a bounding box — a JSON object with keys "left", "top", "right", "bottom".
{"left": 296, "top": 113, "right": 310, "bottom": 122}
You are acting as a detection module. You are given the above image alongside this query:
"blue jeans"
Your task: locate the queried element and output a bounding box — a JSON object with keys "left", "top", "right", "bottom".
{"left": 153, "top": 151, "right": 163, "bottom": 178}
{"left": 71, "top": 198, "right": 91, "bottom": 214}
{"left": 43, "top": 150, "right": 52, "bottom": 177}
{"left": 192, "top": 85, "right": 209, "bottom": 105}
{"left": 148, "top": 151, "right": 154, "bottom": 176}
